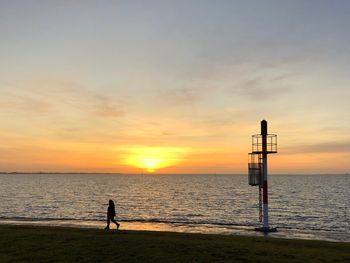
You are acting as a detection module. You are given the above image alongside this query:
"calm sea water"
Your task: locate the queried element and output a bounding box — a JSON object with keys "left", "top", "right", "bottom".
{"left": 0, "top": 174, "right": 349, "bottom": 242}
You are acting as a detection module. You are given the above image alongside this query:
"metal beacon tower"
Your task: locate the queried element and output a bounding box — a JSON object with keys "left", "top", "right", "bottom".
{"left": 248, "top": 120, "right": 277, "bottom": 232}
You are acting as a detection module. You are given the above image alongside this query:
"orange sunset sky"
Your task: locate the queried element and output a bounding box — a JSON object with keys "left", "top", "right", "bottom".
{"left": 1, "top": 1, "right": 349, "bottom": 174}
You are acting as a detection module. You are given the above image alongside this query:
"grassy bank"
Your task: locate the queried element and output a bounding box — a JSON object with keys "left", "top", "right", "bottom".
{"left": 0, "top": 225, "right": 349, "bottom": 262}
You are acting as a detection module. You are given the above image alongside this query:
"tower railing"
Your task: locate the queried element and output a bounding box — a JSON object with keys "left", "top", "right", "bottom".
{"left": 251, "top": 134, "right": 277, "bottom": 154}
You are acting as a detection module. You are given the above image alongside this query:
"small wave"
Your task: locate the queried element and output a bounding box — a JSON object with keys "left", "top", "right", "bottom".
{"left": 1, "top": 216, "right": 347, "bottom": 234}
{"left": 0, "top": 216, "right": 256, "bottom": 228}
{"left": 277, "top": 225, "right": 349, "bottom": 233}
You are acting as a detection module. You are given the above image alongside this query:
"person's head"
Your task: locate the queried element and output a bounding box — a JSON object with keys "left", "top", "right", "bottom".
{"left": 109, "top": 199, "right": 114, "bottom": 206}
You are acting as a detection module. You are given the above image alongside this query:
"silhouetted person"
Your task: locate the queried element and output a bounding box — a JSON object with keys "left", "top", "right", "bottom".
{"left": 104, "top": 199, "right": 120, "bottom": 230}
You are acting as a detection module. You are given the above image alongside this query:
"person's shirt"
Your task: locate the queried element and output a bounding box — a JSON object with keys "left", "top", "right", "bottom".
{"left": 107, "top": 205, "right": 116, "bottom": 217}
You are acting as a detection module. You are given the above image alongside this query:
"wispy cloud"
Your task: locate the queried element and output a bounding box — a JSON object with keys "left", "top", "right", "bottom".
{"left": 1, "top": 78, "right": 125, "bottom": 119}
{"left": 236, "top": 76, "right": 292, "bottom": 100}
{"left": 90, "top": 95, "right": 124, "bottom": 118}
{"left": 155, "top": 86, "right": 204, "bottom": 109}
{"left": 284, "top": 141, "right": 350, "bottom": 154}
{"left": 0, "top": 83, "right": 52, "bottom": 114}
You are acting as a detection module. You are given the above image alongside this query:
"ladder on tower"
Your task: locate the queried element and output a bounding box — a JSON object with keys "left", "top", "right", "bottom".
{"left": 259, "top": 185, "right": 263, "bottom": 222}
{"left": 258, "top": 154, "right": 263, "bottom": 222}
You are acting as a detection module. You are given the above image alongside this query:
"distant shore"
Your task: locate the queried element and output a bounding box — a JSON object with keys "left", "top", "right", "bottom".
{"left": 0, "top": 225, "right": 349, "bottom": 262}
{"left": 0, "top": 172, "right": 123, "bottom": 175}
{"left": 1, "top": 172, "right": 349, "bottom": 175}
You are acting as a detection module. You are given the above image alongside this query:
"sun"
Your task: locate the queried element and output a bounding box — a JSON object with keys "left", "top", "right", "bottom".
{"left": 120, "top": 146, "right": 189, "bottom": 173}
{"left": 140, "top": 157, "right": 163, "bottom": 173}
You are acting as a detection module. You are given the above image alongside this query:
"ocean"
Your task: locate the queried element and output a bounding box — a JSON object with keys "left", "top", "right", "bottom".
{"left": 0, "top": 173, "right": 349, "bottom": 242}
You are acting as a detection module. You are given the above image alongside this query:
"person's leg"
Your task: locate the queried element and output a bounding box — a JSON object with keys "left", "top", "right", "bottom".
{"left": 105, "top": 217, "right": 111, "bottom": 229}
{"left": 111, "top": 217, "right": 120, "bottom": 229}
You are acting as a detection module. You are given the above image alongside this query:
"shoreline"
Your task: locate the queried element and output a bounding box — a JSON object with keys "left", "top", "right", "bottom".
{"left": 0, "top": 224, "right": 349, "bottom": 262}
{"left": 0, "top": 218, "right": 348, "bottom": 243}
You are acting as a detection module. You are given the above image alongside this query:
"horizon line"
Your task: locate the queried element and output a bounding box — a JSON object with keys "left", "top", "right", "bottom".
{"left": 0, "top": 172, "right": 349, "bottom": 176}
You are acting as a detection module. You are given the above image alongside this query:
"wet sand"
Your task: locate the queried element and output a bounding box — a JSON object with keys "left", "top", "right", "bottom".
{"left": 0, "top": 218, "right": 348, "bottom": 242}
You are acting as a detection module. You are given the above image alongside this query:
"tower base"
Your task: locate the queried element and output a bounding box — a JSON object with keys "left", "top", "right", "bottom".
{"left": 254, "top": 227, "right": 277, "bottom": 232}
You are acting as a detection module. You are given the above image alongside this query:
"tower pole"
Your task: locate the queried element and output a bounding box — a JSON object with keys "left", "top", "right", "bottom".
{"left": 261, "top": 120, "right": 269, "bottom": 230}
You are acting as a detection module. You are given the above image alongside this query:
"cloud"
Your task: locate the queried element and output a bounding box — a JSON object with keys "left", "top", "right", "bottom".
{"left": 284, "top": 141, "right": 350, "bottom": 154}
{"left": 1, "top": 78, "right": 125, "bottom": 119}
{"left": 188, "top": 46, "right": 312, "bottom": 102}
{"left": 234, "top": 74, "right": 292, "bottom": 100}
{"left": 0, "top": 84, "right": 52, "bottom": 114}
{"left": 89, "top": 95, "right": 124, "bottom": 118}
{"left": 59, "top": 85, "right": 125, "bottom": 119}
{"left": 155, "top": 86, "right": 204, "bottom": 108}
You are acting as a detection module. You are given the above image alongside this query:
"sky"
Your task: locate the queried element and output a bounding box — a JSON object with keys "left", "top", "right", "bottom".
{"left": 0, "top": 0, "right": 350, "bottom": 174}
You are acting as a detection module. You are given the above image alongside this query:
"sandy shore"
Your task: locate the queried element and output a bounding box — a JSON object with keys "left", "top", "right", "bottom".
{"left": 0, "top": 218, "right": 349, "bottom": 242}
{"left": 0, "top": 224, "right": 349, "bottom": 262}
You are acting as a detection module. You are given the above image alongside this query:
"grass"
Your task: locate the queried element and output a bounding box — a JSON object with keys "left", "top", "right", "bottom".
{"left": 0, "top": 225, "right": 349, "bottom": 262}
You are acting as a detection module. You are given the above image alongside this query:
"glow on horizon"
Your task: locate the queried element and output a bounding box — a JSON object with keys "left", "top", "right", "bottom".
{"left": 120, "top": 146, "right": 189, "bottom": 173}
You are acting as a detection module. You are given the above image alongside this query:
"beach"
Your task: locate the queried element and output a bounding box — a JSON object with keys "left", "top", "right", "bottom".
{"left": 0, "top": 224, "right": 349, "bottom": 263}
